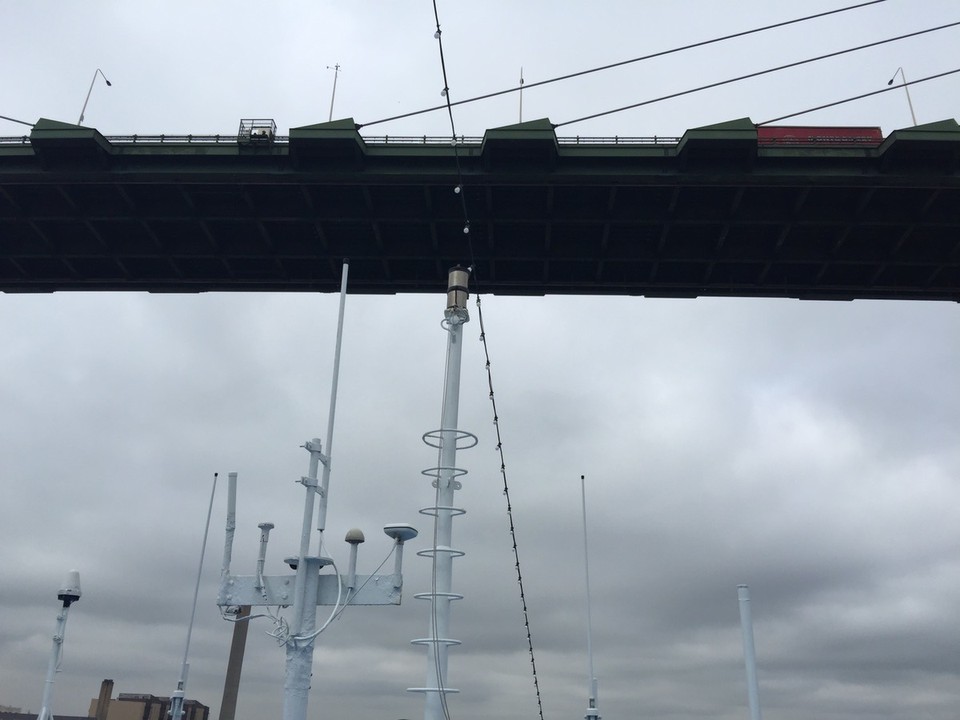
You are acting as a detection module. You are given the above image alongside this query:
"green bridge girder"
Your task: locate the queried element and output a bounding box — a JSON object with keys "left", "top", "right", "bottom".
{"left": 1, "top": 116, "right": 959, "bottom": 300}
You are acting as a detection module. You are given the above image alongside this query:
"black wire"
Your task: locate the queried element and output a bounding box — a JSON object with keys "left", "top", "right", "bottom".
{"left": 0, "top": 114, "right": 34, "bottom": 127}
{"left": 431, "top": 1, "right": 476, "bottom": 272}
{"left": 759, "top": 67, "right": 960, "bottom": 124}
{"left": 358, "top": 0, "right": 889, "bottom": 130}
{"left": 430, "top": 10, "right": 544, "bottom": 720}
{"left": 555, "top": 19, "right": 960, "bottom": 128}
{"left": 476, "top": 294, "right": 548, "bottom": 720}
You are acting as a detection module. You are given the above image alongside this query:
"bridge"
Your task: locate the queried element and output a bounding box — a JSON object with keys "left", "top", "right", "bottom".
{"left": 1, "top": 116, "right": 958, "bottom": 300}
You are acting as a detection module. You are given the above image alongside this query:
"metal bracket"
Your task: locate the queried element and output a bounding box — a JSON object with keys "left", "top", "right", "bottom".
{"left": 299, "top": 476, "right": 320, "bottom": 491}
{"left": 218, "top": 572, "right": 401, "bottom": 607}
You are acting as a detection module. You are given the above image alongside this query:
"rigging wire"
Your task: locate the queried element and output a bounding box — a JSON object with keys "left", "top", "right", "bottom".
{"left": 358, "top": 0, "right": 889, "bottom": 130}
{"left": 432, "top": 8, "right": 473, "bottom": 246}
{"left": 429, "top": 5, "right": 545, "bottom": 720}
{"left": 554, "top": 19, "right": 960, "bottom": 128}
{"left": 759, "top": 66, "right": 960, "bottom": 124}
{"left": 0, "top": 114, "right": 34, "bottom": 128}
{"left": 476, "top": 295, "right": 548, "bottom": 720}
{"left": 429, "top": 7, "right": 469, "bottom": 719}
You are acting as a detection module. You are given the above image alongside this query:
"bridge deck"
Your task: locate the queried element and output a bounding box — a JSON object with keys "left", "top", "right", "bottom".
{"left": 1, "top": 117, "right": 959, "bottom": 300}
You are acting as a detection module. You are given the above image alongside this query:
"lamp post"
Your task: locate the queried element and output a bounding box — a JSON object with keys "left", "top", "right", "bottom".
{"left": 326, "top": 64, "right": 340, "bottom": 122}
{"left": 78, "top": 68, "right": 112, "bottom": 126}
{"left": 887, "top": 66, "right": 917, "bottom": 127}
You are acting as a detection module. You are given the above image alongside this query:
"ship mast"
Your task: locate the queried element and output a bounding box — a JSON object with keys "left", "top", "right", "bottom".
{"left": 216, "top": 261, "right": 418, "bottom": 720}
{"left": 410, "top": 267, "right": 477, "bottom": 720}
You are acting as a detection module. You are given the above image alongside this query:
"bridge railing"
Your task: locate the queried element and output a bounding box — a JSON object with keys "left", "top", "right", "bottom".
{"left": 0, "top": 134, "right": 683, "bottom": 147}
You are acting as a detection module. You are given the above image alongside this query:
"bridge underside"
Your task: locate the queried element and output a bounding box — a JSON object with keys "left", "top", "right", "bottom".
{"left": 1, "top": 117, "right": 959, "bottom": 300}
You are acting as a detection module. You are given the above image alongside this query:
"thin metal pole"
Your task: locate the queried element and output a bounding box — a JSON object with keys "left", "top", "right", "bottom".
{"left": 581, "top": 475, "right": 599, "bottom": 720}
{"left": 37, "top": 603, "right": 71, "bottom": 720}
{"left": 222, "top": 473, "right": 237, "bottom": 578}
{"left": 888, "top": 66, "right": 918, "bottom": 126}
{"left": 283, "top": 260, "right": 350, "bottom": 720}
{"left": 738, "top": 585, "right": 763, "bottom": 720}
{"left": 327, "top": 64, "right": 340, "bottom": 122}
{"left": 422, "top": 269, "right": 470, "bottom": 720}
{"left": 1, "top": 114, "right": 34, "bottom": 127}
{"left": 283, "top": 441, "right": 322, "bottom": 720}
{"left": 315, "top": 260, "right": 349, "bottom": 543}
{"left": 519, "top": 67, "right": 524, "bottom": 123}
{"left": 170, "top": 473, "right": 220, "bottom": 720}
{"left": 78, "top": 68, "right": 111, "bottom": 125}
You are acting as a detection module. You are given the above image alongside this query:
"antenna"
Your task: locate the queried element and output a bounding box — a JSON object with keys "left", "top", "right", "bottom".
{"left": 326, "top": 64, "right": 341, "bottom": 122}
{"left": 737, "top": 585, "right": 763, "bottom": 720}
{"left": 168, "top": 472, "right": 220, "bottom": 720}
{"left": 519, "top": 67, "right": 525, "bottom": 123}
{"left": 580, "top": 475, "right": 600, "bottom": 720}
{"left": 36, "top": 570, "right": 82, "bottom": 720}
{"left": 215, "top": 260, "right": 418, "bottom": 720}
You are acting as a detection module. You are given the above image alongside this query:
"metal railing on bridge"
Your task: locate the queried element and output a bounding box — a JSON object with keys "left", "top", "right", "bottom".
{"left": 0, "top": 133, "right": 683, "bottom": 146}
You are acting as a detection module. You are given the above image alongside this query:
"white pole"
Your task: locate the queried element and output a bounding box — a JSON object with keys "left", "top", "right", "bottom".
{"left": 170, "top": 473, "right": 220, "bottom": 720}
{"left": 37, "top": 604, "right": 71, "bottom": 720}
{"left": 580, "top": 475, "right": 600, "bottom": 720}
{"left": 37, "top": 572, "right": 81, "bottom": 720}
{"left": 327, "top": 64, "right": 340, "bottom": 123}
{"left": 283, "top": 260, "right": 350, "bottom": 720}
{"left": 737, "top": 585, "right": 763, "bottom": 720}
{"left": 421, "top": 267, "right": 471, "bottom": 720}
{"left": 222, "top": 472, "right": 238, "bottom": 578}
{"left": 519, "top": 67, "right": 524, "bottom": 123}
{"left": 315, "top": 260, "right": 349, "bottom": 543}
{"left": 283, "top": 440, "right": 323, "bottom": 720}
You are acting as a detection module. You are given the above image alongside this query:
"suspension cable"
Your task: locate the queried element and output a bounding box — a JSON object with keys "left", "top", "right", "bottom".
{"left": 554, "top": 19, "right": 960, "bottom": 128}
{"left": 759, "top": 66, "right": 960, "bottom": 124}
{"left": 358, "top": 0, "right": 889, "bottom": 130}
{"left": 428, "top": 6, "right": 546, "bottom": 717}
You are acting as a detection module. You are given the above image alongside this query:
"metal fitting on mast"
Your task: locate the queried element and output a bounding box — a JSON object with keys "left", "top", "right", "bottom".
{"left": 446, "top": 266, "right": 470, "bottom": 317}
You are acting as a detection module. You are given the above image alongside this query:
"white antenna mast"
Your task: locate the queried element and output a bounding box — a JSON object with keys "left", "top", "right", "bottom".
{"left": 327, "top": 64, "right": 341, "bottom": 122}
{"left": 580, "top": 475, "right": 600, "bottom": 720}
{"left": 36, "top": 571, "right": 82, "bottom": 720}
{"left": 216, "top": 260, "right": 418, "bottom": 720}
{"left": 738, "top": 584, "right": 763, "bottom": 720}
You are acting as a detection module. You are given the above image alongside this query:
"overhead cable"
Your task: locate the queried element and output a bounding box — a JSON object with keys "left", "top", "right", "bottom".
{"left": 760, "top": 67, "right": 960, "bottom": 124}
{"left": 358, "top": 0, "right": 889, "bottom": 130}
{"left": 428, "top": 7, "right": 546, "bottom": 720}
{"left": 431, "top": 1, "right": 474, "bottom": 249}
{"left": 554, "top": 19, "right": 960, "bottom": 128}
{"left": 0, "top": 114, "right": 34, "bottom": 127}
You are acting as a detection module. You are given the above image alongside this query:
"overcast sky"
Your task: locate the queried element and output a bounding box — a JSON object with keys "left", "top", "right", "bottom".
{"left": 2, "top": 2, "right": 959, "bottom": 720}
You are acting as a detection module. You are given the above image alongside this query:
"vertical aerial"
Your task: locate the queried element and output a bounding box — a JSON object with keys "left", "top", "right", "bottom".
{"left": 36, "top": 571, "right": 82, "bottom": 720}
{"left": 580, "top": 476, "right": 600, "bottom": 720}
{"left": 410, "top": 267, "right": 477, "bottom": 720}
{"left": 737, "top": 585, "right": 763, "bottom": 720}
